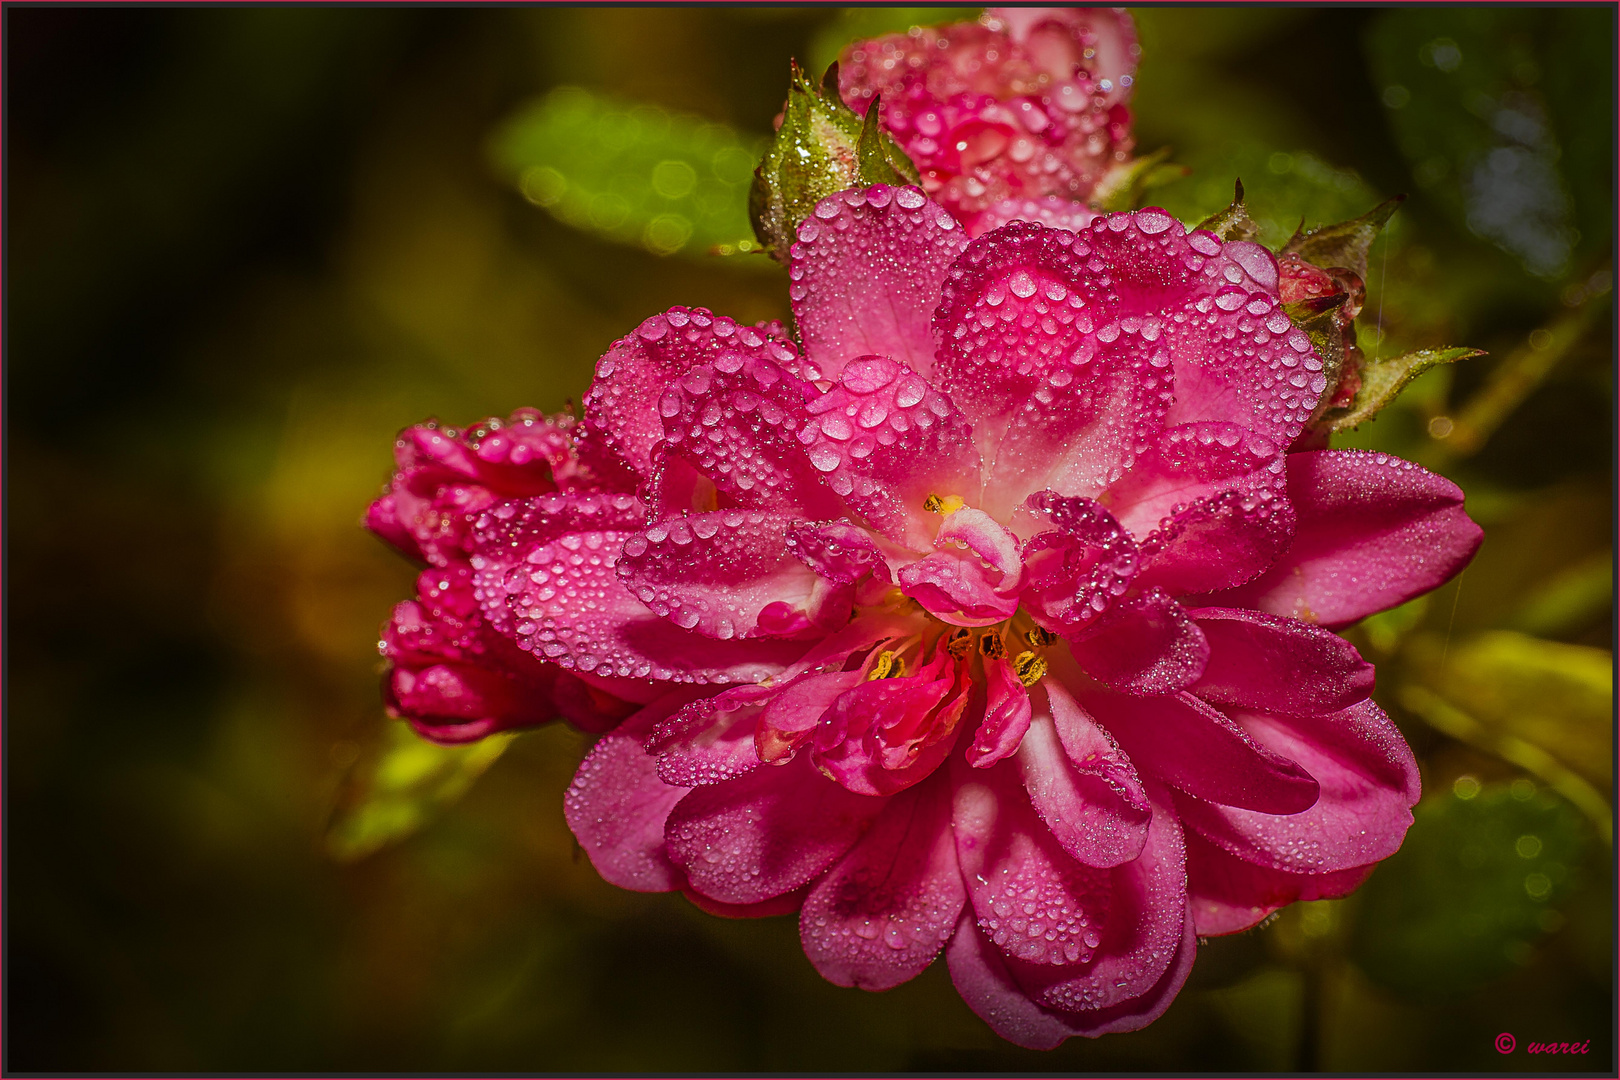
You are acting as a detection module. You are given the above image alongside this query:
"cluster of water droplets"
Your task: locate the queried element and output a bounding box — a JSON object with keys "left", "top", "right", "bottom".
{"left": 838, "top": 17, "right": 1133, "bottom": 219}
{"left": 978, "top": 849, "right": 1112, "bottom": 966}
{"left": 655, "top": 351, "right": 831, "bottom": 509}
{"left": 787, "top": 185, "right": 966, "bottom": 378}
{"left": 384, "top": 563, "right": 487, "bottom": 663}
{"left": 1024, "top": 492, "right": 1139, "bottom": 627}
{"left": 808, "top": 859, "right": 960, "bottom": 958}
{"left": 618, "top": 509, "right": 784, "bottom": 639}
{"left": 586, "top": 306, "right": 803, "bottom": 473}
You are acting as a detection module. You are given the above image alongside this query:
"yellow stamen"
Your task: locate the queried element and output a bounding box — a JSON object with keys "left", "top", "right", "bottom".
{"left": 1025, "top": 626, "right": 1058, "bottom": 648}
{"left": 923, "top": 493, "right": 966, "bottom": 515}
{"left": 866, "top": 650, "right": 903, "bottom": 681}
{"left": 1012, "top": 650, "right": 1048, "bottom": 687}
{"left": 945, "top": 627, "right": 974, "bottom": 659}
{"left": 978, "top": 633, "right": 1006, "bottom": 660}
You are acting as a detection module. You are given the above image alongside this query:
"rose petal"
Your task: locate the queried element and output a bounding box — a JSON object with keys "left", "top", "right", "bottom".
{"left": 1176, "top": 698, "right": 1420, "bottom": 874}
{"left": 1017, "top": 679, "right": 1151, "bottom": 868}
{"left": 1188, "top": 607, "right": 1375, "bottom": 717}
{"left": 799, "top": 355, "right": 982, "bottom": 548}
{"left": 470, "top": 524, "right": 809, "bottom": 685}
{"left": 656, "top": 354, "right": 843, "bottom": 518}
{"left": 1019, "top": 492, "right": 1139, "bottom": 630}
{"left": 951, "top": 755, "right": 1120, "bottom": 968}
{"left": 1066, "top": 588, "right": 1209, "bottom": 696}
{"left": 665, "top": 752, "right": 888, "bottom": 905}
{"left": 800, "top": 772, "right": 966, "bottom": 990}
{"left": 999, "top": 787, "right": 1188, "bottom": 1011}
{"left": 564, "top": 691, "right": 708, "bottom": 892}
{"left": 581, "top": 307, "right": 802, "bottom": 480}
{"left": 618, "top": 509, "right": 851, "bottom": 641}
{"left": 1185, "top": 827, "right": 1374, "bottom": 937}
{"left": 1200, "top": 450, "right": 1483, "bottom": 628}
{"left": 1083, "top": 688, "right": 1320, "bottom": 814}
{"left": 789, "top": 185, "right": 969, "bottom": 382}
{"left": 967, "top": 654, "right": 1034, "bottom": 767}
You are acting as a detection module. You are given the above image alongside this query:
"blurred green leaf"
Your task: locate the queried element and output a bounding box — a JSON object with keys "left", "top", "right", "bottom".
{"left": 326, "top": 723, "right": 518, "bottom": 862}
{"left": 807, "top": 7, "right": 980, "bottom": 75}
{"left": 1321, "top": 346, "right": 1483, "bottom": 433}
{"left": 490, "top": 86, "right": 768, "bottom": 260}
{"left": 1408, "top": 631, "right": 1612, "bottom": 788}
{"left": 1511, "top": 551, "right": 1613, "bottom": 638}
{"left": 748, "top": 60, "right": 918, "bottom": 261}
{"left": 1351, "top": 780, "right": 1592, "bottom": 998}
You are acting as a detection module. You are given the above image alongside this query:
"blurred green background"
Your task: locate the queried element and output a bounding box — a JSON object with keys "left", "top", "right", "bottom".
{"left": 7, "top": 6, "right": 1613, "bottom": 1072}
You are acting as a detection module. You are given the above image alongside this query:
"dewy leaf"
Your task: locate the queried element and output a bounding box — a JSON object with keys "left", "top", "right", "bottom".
{"left": 1091, "top": 145, "right": 1189, "bottom": 213}
{"left": 1319, "top": 345, "right": 1483, "bottom": 433}
{"left": 1280, "top": 194, "right": 1403, "bottom": 280}
{"left": 749, "top": 61, "right": 918, "bottom": 261}
{"left": 326, "top": 723, "right": 519, "bottom": 862}
{"left": 1350, "top": 780, "right": 1595, "bottom": 999}
{"left": 1196, "top": 179, "right": 1260, "bottom": 242}
{"left": 490, "top": 86, "right": 768, "bottom": 260}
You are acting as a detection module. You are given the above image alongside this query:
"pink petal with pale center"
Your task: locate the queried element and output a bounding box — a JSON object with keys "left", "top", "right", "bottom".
{"left": 1018, "top": 679, "right": 1151, "bottom": 868}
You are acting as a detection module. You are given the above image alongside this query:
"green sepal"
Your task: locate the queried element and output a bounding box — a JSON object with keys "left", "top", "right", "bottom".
{"left": 1281, "top": 194, "right": 1404, "bottom": 279}
{"left": 1319, "top": 345, "right": 1485, "bottom": 433}
{"left": 749, "top": 61, "right": 919, "bottom": 262}
{"left": 325, "top": 723, "right": 518, "bottom": 862}
{"left": 1195, "top": 179, "right": 1260, "bottom": 242}
{"left": 1092, "top": 146, "right": 1188, "bottom": 213}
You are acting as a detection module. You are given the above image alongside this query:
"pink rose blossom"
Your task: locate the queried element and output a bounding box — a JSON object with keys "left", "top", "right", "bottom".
{"left": 370, "top": 185, "right": 1482, "bottom": 1043}
{"left": 839, "top": 8, "right": 1139, "bottom": 236}
{"left": 367, "top": 410, "right": 638, "bottom": 741}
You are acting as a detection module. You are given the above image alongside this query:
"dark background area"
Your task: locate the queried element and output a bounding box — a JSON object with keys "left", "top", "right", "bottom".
{"left": 5, "top": 6, "right": 1613, "bottom": 1072}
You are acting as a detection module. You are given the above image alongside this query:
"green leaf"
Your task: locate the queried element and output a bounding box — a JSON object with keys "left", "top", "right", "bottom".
{"left": 749, "top": 61, "right": 918, "bottom": 261}
{"left": 1350, "top": 779, "right": 1594, "bottom": 999}
{"left": 325, "top": 723, "right": 518, "bottom": 862}
{"left": 1281, "top": 195, "right": 1403, "bottom": 281}
{"left": 489, "top": 86, "right": 769, "bottom": 261}
{"left": 1318, "top": 345, "right": 1483, "bottom": 433}
{"left": 1195, "top": 179, "right": 1259, "bottom": 242}
{"left": 1091, "top": 146, "right": 1189, "bottom": 213}
{"left": 1511, "top": 551, "right": 1613, "bottom": 638}
{"left": 1406, "top": 630, "right": 1613, "bottom": 790}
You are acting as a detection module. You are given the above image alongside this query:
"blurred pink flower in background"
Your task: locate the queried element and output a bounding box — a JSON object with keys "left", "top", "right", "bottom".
{"left": 368, "top": 182, "right": 1482, "bottom": 1044}
{"left": 839, "top": 8, "right": 1139, "bottom": 236}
